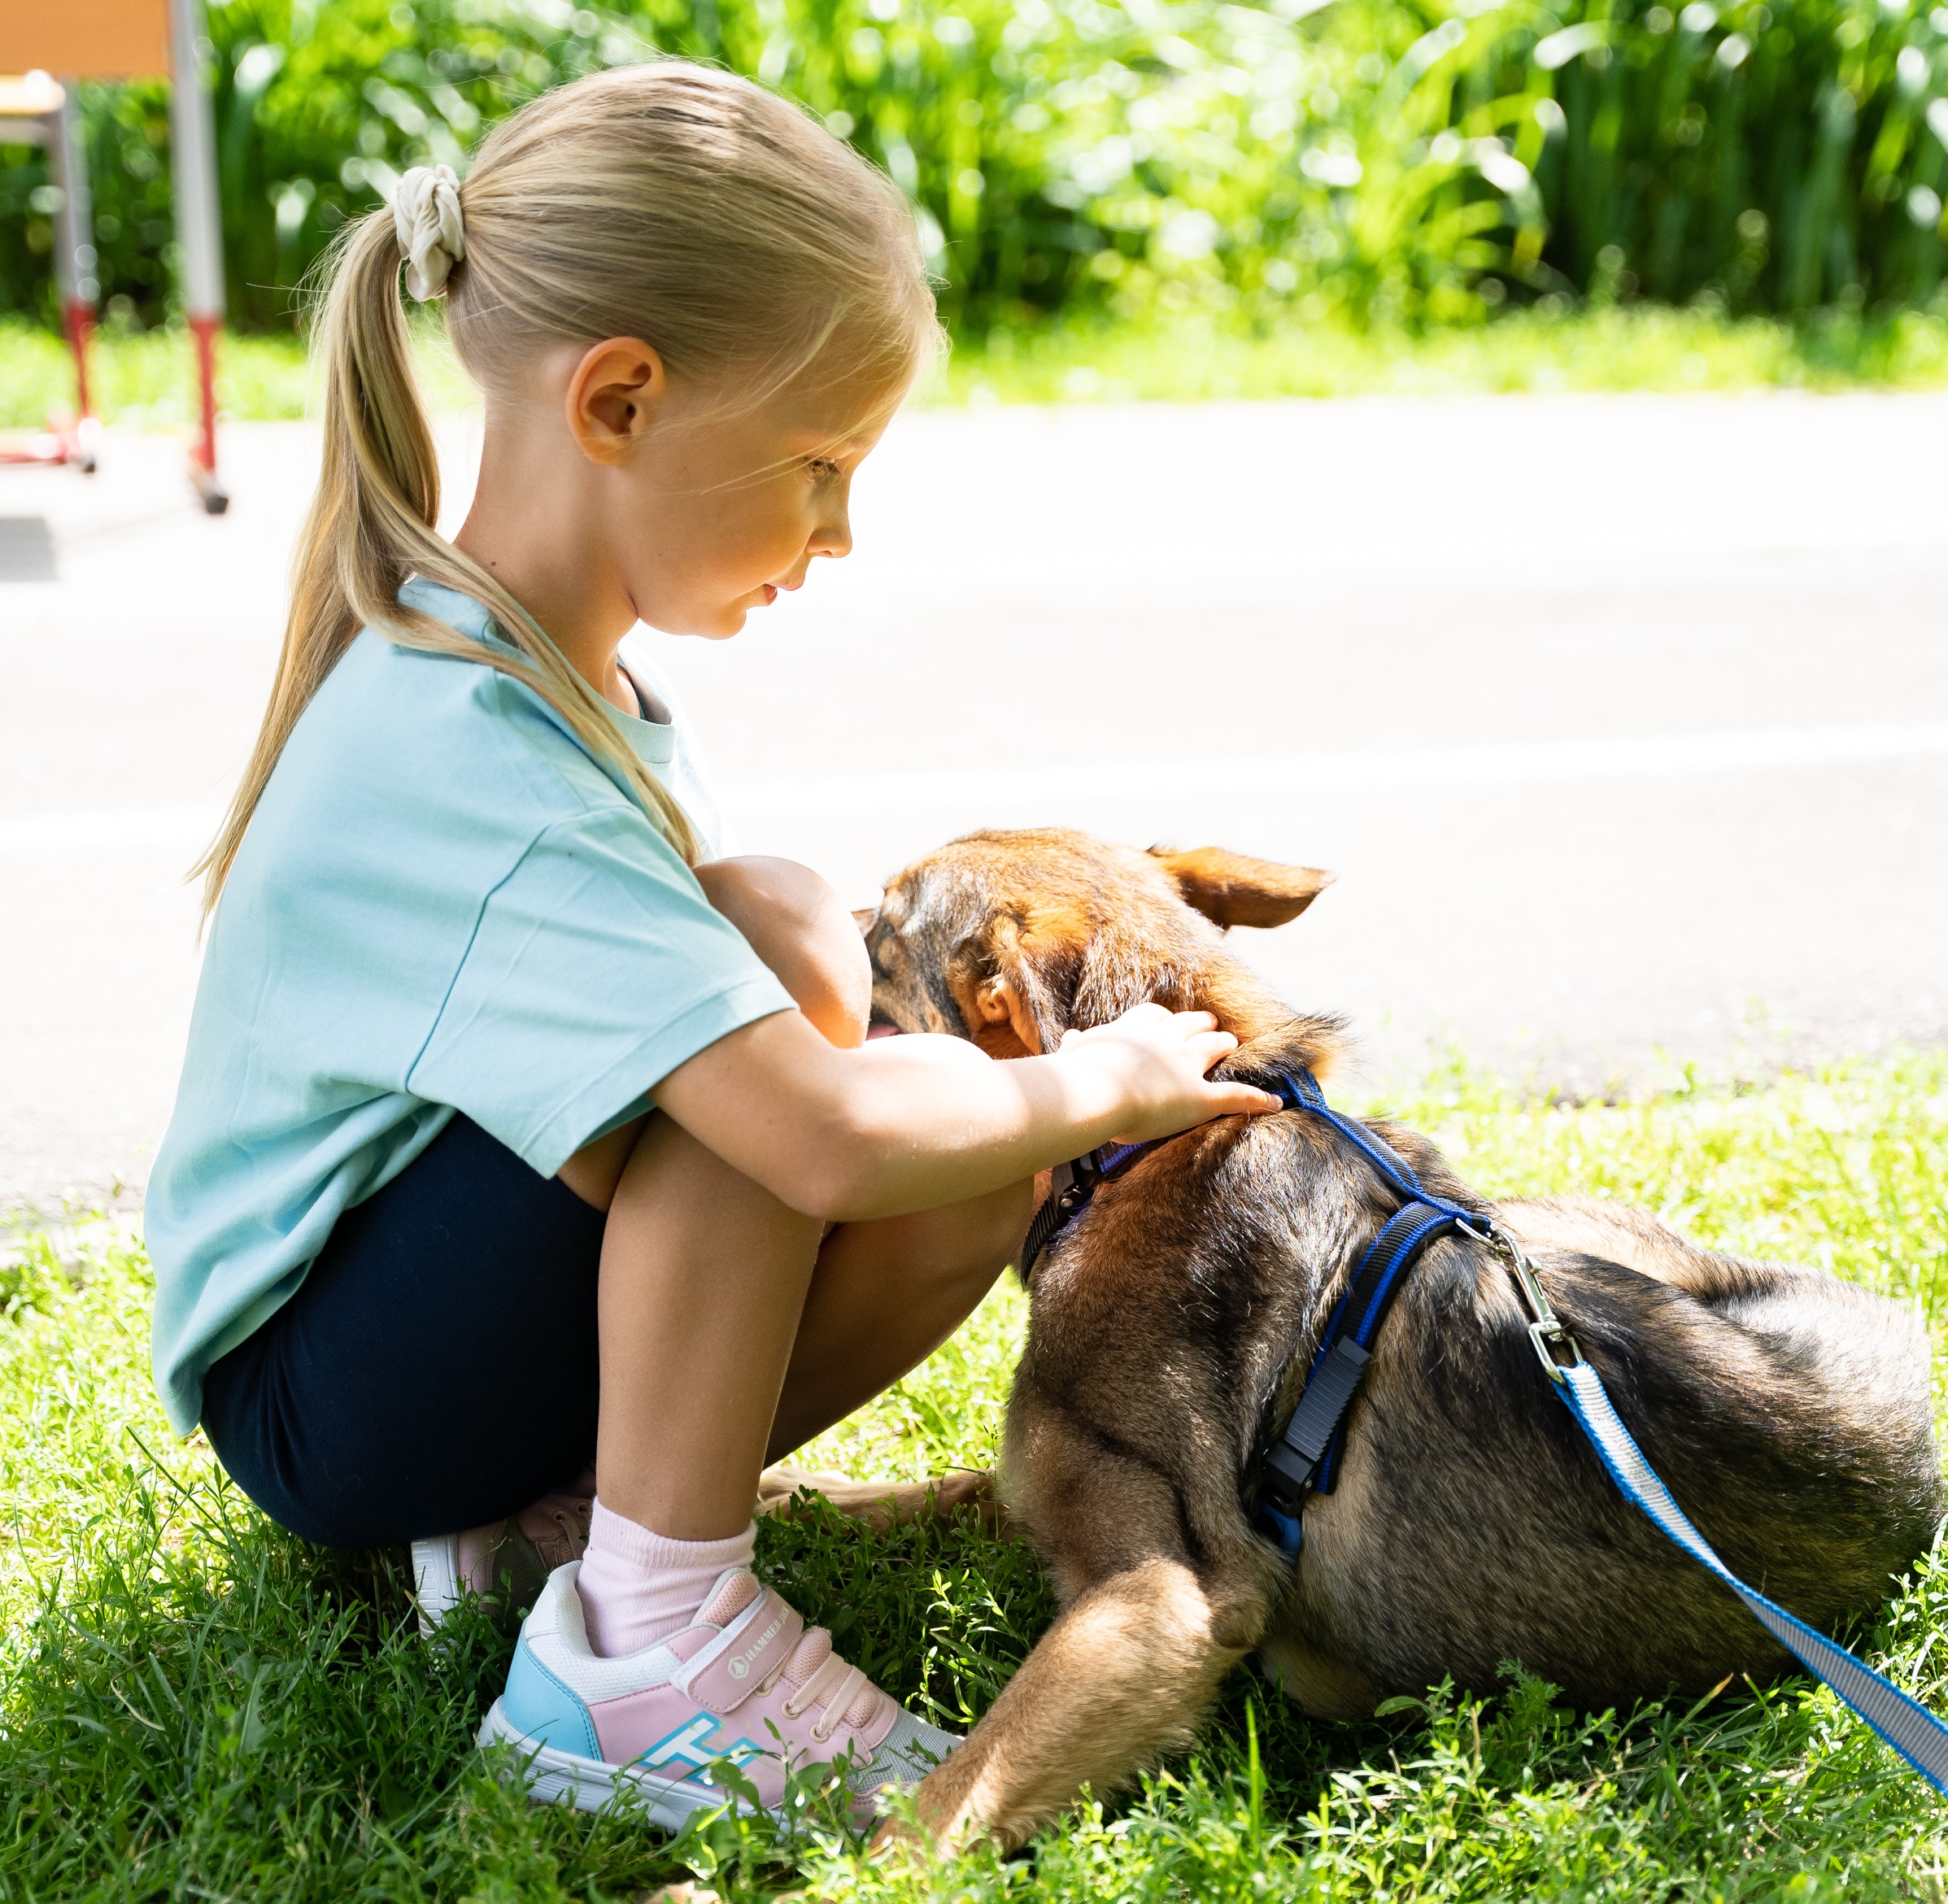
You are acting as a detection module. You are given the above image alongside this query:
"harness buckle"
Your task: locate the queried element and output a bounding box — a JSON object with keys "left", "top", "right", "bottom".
{"left": 1460, "top": 1217, "right": 1584, "bottom": 1384}
{"left": 1527, "top": 1317, "right": 1583, "bottom": 1384}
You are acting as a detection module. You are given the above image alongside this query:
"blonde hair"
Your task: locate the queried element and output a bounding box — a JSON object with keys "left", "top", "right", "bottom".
{"left": 198, "top": 61, "right": 938, "bottom": 913}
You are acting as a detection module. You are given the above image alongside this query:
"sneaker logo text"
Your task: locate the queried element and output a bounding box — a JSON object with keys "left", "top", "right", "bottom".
{"left": 723, "top": 1608, "right": 788, "bottom": 1682}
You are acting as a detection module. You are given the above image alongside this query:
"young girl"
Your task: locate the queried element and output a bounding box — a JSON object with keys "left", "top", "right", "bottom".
{"left": 147, "top": 62, "right": 1279, "bottom": 1828}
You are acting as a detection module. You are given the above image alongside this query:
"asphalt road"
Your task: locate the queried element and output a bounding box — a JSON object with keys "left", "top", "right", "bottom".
{"left": 3, "top": 393, "right": 1945, "bottom": 1218}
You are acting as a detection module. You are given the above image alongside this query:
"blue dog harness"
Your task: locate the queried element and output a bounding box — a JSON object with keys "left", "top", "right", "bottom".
{"left": 1022, "top": 1063, "right": 1948, "bottom": 1794}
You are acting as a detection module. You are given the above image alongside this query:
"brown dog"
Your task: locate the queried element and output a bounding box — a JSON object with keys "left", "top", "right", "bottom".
{"left": 857, "top": 827, "right": 1942, "bottom": 1850}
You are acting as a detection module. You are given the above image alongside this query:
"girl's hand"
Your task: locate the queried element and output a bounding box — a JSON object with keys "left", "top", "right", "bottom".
{"left": 1054, "top": 1004, "right": 1283, "bottom": 1144}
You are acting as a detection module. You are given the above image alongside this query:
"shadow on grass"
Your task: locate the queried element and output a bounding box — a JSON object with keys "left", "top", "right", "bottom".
{"left": 9, "top": 1122, "right": 1948, "bottom": 1902}
{"left": 0, "top": 1458, "right": 1056, "bottom": 1899}
{"left": 6, "top": 1453, "right": 1941, "bottom": 1902}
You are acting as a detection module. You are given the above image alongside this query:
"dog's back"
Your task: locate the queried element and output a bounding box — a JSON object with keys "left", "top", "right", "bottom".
{"left": 1002, "top": 1083, "right": 1941, "bottom": 1716}
{"left": 1275, "top": 1192, "right": 1941, "bottom": 1710}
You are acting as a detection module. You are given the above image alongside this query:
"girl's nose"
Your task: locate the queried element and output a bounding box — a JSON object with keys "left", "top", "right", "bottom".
{"left": 811, "top": 487, "right": 854, "bottom": 560}
{"left": 810, "top": 475, "right": 856, "bottom": 564}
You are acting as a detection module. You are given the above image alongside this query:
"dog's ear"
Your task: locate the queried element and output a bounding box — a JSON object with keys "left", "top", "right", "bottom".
{"left": 1148, "top": 846, "right": 1336, "bottom": 930}
{"left": 951, "top": 911, "right": 1084, "bottom": 1057}
{"left": 852, "top": 904, "right": 879, "bottom": 936}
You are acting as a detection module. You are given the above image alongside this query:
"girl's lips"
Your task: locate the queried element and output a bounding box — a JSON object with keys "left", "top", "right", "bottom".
{"left": 758, "top": 583, "right": 778, "bottom": 606}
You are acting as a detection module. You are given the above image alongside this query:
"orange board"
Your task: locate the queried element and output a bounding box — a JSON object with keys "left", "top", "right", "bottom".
{"left": 0, "top": 0, "right": 172, "bottom": 81}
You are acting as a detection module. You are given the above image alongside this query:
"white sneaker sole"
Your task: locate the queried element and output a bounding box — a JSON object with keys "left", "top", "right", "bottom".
{"left": 412, "top": 1536, "right": 461, "bottom": 1637}
{"left": 477, "top": 1697, "right": 735, "bottom": 1829}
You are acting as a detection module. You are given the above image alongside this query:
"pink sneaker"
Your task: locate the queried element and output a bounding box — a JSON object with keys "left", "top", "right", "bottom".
{"left": 412, "top": 1486, "right": 593, "bottom": 1636}
{"left": 478, "top": 1562, "right": 958, "bottom": 1827}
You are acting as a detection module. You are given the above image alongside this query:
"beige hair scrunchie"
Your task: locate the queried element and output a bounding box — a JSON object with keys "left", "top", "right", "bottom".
{"left": 391, "top": 163, "right": 466, "bottom": 301}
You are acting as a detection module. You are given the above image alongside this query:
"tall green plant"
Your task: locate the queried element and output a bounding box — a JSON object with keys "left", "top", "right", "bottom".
{"left": 0, "top": 0, "right": 1943, "bottom": 333}
{"left": 1526, "top": 0, "right": 1948, "bottom": 308}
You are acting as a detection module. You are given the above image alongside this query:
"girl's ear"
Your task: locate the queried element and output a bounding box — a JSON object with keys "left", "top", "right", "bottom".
{"left": 1148, "top": 845, "right": 1336, "bottom": 930}
{"left": 564, "top": 338, "right": 668, "bottom": 466}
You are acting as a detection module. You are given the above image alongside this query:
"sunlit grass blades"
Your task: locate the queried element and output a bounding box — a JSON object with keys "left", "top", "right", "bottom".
{"left": 2, "top": 1052, "right": 1946, "bottom": 1896}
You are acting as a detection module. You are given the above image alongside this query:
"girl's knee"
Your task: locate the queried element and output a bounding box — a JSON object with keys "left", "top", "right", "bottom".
{"left": 696, "top": 854, "right": 832, "bottom": 923}
{"left": 695, "top": 856, "right": 870, "bottom": 1047}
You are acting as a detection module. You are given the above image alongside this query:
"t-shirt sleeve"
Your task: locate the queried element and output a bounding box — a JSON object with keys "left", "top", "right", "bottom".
{"left": 407, "top": 806, "right": 795, "bottom": 1174}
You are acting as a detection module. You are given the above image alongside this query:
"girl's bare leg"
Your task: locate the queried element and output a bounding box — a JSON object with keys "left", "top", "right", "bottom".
{"left": 766, "top": 1181, "right": 1030, "bottom": 1462}
{"left": 594, "top": 1118, "right": 1026, "bottom": 1538}
{"left": 595, "top": 1112, "right": 823, "bottom": 1538}
{"left": 582, "top": 855, "right": 1027, "bottom": 1539}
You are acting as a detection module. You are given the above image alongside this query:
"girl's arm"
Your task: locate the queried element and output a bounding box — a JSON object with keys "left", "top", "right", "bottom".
{"left": 652, "top": 1004, "right": 1281, "bottom": 1222}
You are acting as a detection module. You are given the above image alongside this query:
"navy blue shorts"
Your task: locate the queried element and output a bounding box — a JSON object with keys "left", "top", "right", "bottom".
{"left": 200, "top": 1113, "right": 607, "bottom": 1549}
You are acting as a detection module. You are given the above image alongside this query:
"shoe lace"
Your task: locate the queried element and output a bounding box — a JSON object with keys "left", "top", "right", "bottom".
{"left": 756, "top": 1625, "right": 881, "bottom": 1743}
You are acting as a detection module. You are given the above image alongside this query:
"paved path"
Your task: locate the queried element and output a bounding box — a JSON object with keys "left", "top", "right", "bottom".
{"left": 3, "top": 394, "right": 1945, "bottom": 1217}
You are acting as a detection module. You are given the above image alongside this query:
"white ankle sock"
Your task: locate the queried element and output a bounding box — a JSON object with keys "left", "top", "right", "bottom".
{"left": 576, "top": 1498, "right": 757, "bottom": 1658}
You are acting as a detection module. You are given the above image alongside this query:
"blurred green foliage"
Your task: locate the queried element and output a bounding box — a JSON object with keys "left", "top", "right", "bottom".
{"left": 2, "top": 0, "right": 1945, "bottom": 338}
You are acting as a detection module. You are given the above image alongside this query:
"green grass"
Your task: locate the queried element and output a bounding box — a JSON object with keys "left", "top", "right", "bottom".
{"left": 0, "top": 316, "right": 473, "bottom": 433}
{"left": 943, "top": 303, "right": 1948, "bottom": 403}
{"left": 5, "top": 303, "right": 1948, "bottom": 435}
{"left": 4, "top": 1052, "right": 1947, "bottom": 1900}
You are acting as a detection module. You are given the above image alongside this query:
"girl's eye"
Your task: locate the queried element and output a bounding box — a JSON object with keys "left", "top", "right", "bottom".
{"left": 806, "top": 456, "right": 843, "bottom": 482}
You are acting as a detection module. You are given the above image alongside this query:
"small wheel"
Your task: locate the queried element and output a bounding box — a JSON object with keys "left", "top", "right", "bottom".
{"left": 189, "top": 455, "right": 229, "bottom": 515}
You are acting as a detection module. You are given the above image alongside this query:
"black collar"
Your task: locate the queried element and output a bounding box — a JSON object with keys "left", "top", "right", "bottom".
{"left": 1018, "top": 1136, "right": 1166, "bottom": 1284}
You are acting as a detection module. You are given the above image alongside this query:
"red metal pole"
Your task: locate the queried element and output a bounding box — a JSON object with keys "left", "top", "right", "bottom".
{"left": 50, "top": 76, "right": 99, "bottom": 470}
{"left": 64, "top": 298, "right": 95, "bottom": 423}
{"left": 189, "top": 312, "right": 219, "bottom": 478}
{"left": 171, "top": 0, "right": 229, "bottom": 512}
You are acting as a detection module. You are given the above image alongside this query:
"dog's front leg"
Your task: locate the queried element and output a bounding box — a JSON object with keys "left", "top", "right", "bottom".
{"left": 756, "top": 1462, "right": 1006, "bottom": 1533}
{"left": 900, "top": 1556, "right": 1257, "bottom": 1853}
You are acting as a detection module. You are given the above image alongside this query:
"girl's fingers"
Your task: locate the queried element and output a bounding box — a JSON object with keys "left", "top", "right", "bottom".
{"left": 1192, "top": 1083, "right": 1285, "bottom": 1114}
{"left": 1101, "top": 1004, "right": 1214, "bottom": 1032}
{"left": 1074, "top": 1007, "right": 1221, "bottom": 1044}
{"left": 1113, "top": 1001, "right": 1173, "bottom": 1027}
{"left": 1211, "top": 1083, "right": 1284, "bottom": 1115}
{"left": 1188, "top": 1030, "right": 1240, "bottom": 1068}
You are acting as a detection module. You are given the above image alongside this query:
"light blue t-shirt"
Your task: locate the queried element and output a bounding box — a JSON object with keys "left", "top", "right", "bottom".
{"left": 146, "top": 581, "right": 793, "bottom": 1435}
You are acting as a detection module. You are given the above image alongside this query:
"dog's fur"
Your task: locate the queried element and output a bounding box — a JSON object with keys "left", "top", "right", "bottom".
{"left": 856, "top": 827, "right": 1943, "bottom": 1850}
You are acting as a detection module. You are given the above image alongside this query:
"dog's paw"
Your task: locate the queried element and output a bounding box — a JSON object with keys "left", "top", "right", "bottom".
{"left": 866, "top": 1813, "right": 923, "bottom": 1860}
{"left": 756, "top": 1464, "right": 1009, "bottom": 1535}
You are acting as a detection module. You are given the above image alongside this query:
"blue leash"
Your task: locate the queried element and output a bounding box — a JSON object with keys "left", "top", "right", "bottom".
{"left": 1259, "top": 1066, "right": 1948, "bottom": 1794}
{"left": 1558, "top": 1360, "right": 1948, "bottom": 1788}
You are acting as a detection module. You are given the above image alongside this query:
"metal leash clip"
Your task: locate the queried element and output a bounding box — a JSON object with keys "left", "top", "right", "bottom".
{"left": 1458, "top": 1216, "right": 1584, "bottom": 1383}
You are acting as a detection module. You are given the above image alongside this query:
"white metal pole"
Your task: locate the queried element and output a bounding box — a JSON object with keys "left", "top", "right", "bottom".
{"left": 168, "top": 0, "right": 229, "bottom": 511}
{"left": 47, "top": 87, "right": 94, "bottom": 312}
